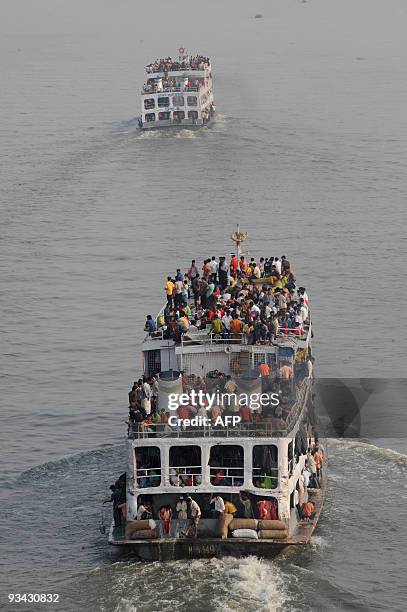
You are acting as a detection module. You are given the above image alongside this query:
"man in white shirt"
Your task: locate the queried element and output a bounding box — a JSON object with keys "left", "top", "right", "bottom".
{"left": 302, "top": 465, "right": 311, "bottom": 488}
{"left": 209, "top": 256, "right": 218, "bottom": 283}
{"left": 251, "top": 302, "right": 261, "bottom": 316}
{"left": 185, "top": 495, "right": 201, "bottom": 538}
{"left": 274, "top": 257, "right": 282, "bottom": 275}
{"left": 141, "top": 378, "right": 152, "bottom": 415}
{"left": 210, "top": 494, "right": 225, "bottom": 517}
{"left": 222, "top": 310, "right": 233, "bottom": 334}
{"left": 299, "top": 300, "right": 309, "bottom": 322}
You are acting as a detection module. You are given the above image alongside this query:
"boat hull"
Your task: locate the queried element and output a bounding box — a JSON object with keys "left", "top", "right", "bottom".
{"left": 109, "top": 533, "right": 286, "bottom": 561}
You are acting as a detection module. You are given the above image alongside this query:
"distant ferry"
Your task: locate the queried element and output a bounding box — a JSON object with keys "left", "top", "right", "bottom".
{"left": 105, "top": 229, "right": 326, "bottom": 560}
{"left": 138, "top": 48, "right": 215, "bottom": 129}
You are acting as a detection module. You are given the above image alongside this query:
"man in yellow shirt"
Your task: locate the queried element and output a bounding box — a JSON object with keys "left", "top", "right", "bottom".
{"left": 224, "top": 500, "right": 237, "bottom": 515}
{"left": 164, "top": 276, "right": 174, "bottom": 307}
{"left": 211, "top": 314, "right": 223, "bottom": 336}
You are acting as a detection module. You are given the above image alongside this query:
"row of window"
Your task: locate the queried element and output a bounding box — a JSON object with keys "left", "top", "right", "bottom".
{"left": 144, "top": 96, "right": 197, "bottom": 110}
{"left": 144, "top": 110, "right": 199, "bottom": 123}
{"left": 135, "top": 444, "right": 278, "bottom": 489}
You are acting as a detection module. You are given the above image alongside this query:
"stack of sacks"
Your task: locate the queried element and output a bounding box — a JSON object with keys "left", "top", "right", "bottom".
{"left": 258, "top": 519, "right": 288, "bottom": 540}
{"left": 229, "top": 518, "right": 258, "bottom": 539}
{"left": 218, "top": 513, "right": 234, "bottom": 539}
{"left": 125, "top": 519, "right": 158, "bottom": 540}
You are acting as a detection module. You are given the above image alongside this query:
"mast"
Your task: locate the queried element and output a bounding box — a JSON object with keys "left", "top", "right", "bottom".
{"left": 230, "top": 224, "right": 248, "bottom": 258}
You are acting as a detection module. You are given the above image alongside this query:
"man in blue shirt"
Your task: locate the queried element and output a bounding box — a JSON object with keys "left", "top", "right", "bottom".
{"left": 175, "top": 268, "right": 184, "bottom": 281}
{"left": 144, "top": 315, "right": 157, "bottom": 334}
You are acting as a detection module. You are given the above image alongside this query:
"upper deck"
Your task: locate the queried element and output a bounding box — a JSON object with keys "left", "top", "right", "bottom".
{"left": 145, "top": 54, "right": 211, "bottom": 77}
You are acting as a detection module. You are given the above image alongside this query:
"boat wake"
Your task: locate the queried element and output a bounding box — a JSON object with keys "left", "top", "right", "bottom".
{"left": 16, "top": 443, "right": 123, "bottom": 485}
{"left": 328, "top": 438, "right": 407, "bottom": 464}
{"left": 100, "top": 556, "right": 290, "bottom": 612}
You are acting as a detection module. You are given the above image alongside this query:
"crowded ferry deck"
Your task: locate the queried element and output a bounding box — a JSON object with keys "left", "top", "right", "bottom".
{"left": 105, "top": 231, "right": 326, "bottom": 560}
{"left": 139, "top": 49, "right": 215, "bottom": 129}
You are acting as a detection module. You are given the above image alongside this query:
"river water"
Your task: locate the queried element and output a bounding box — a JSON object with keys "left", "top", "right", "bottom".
{"left": 1, "top": 0, "right": 406, "bottom": 610}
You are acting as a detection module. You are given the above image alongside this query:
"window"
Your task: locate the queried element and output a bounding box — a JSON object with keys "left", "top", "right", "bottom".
{"left": 172, "top": 95, "right": 184, "bottom": 107}
{"left": 252, "top": 445, "right": 278, "bottom": 489}
{"left": 144, "top": 98, "right": 155, "bottom": 110}
{"left": 158, "top": 111, "right": 171, "bottom": 120}
{"left": 144, "top": 349, "right": 161, "bottom": 376}
{"left": 169, "top": 446, "right": 201, "bottom": 486}
{"left": 209, "top": 445, "right": 244, "bottom": 486}
{"left": 135, "top": 446, "right": 161, "bottom": 488}
{"left": 187, "top": 96, "right": 197, "bottom": 106}
{"left": 173, "top": 111, "right": 185, "bottom": 122}
{"left": 157, "top": 97, "right": 170, "bottom": 107}
{"left": 188, "top": 111, "right": 198, "bottom": 120}
{"left": 145, "top": 113, "right": 155, "bottom": 122}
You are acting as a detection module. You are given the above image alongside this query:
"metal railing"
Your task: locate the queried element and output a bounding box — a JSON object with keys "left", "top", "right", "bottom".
{"left": 129, "top": 416, "right": 302, "bottom": 441}
{"left": 252, "top": 467, "right": 279, "bottom": 489}
{"left": 210, "top": 466, "right": 244, "bottom": 486}
{"left": 142, "top": 86, "right": 200, "bottom": 94}
{"left": 135, "top": 467, "right": 161, "bottom": 488}
{"left": 146, "top": 65, "right": 210, "bottom": 74}
{"left": 169, "top": 466, "right": 202, "bottom": 486}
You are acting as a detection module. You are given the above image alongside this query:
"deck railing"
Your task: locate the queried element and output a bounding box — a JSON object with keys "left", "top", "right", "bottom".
{"left": 210, "top": 466, "right": 244, "bottom": 486}
{"left": 135, "top": 467, "right": 161, "bottom": 488}
{"left": 142, "top": 86, "right": 200, "bottom": 94}
{"left": 169, "top": 466, "right": 202, "bottom": 486}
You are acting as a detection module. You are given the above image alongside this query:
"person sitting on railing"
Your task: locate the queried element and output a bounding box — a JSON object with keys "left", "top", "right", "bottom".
{"left": 211, "top": 314, "right": 223, "bottom": 338}
{"left": 178, "top": 312, "right": 190, "bottom": 335}
{"left": 253, "top": 317, "right": 268, "bottom": 345}
{"left": 230, "top": 312, "right": 243, "bottom": 339}
{"left": 144, "top": 315, "right": 157, "bottom": 335}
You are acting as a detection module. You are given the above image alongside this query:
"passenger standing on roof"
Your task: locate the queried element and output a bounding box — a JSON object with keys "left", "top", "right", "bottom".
{"left": 209, "top": 256, "right": 218, "bottom": 284}
{"left": 188, "top": 260, "right": 199, "bottom": 280}
{"left": 175, "top": 268, "right": 184, "bottom": 281}
{"left": 174, "top": 277, "right": 184, "bottom": 308}
{"left": 274, "top": 257, "right": 282, "bottom": 275}
{"left": 281, "top": 255, "right": 290, "bottom": 274}
{"left": 165, "top": 276, "right": 174, "bottom": 308}
{"left": 218, "top": 257, "right": 227, "bottom": 289}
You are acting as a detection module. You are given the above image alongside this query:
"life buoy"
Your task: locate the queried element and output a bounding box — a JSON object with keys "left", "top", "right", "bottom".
{"left": 179, "top": 47, "right": 185, "bottom": 54}
{"left": 224, "top": 345, "right": 232, "bottom": 354}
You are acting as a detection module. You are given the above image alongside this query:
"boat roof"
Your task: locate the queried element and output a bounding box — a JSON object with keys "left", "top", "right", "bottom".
{"left": 143, "top": 253, "right": 311, "bottom": 351}
{"left": 145, "top": 54, "right": 211, "bottom": 75}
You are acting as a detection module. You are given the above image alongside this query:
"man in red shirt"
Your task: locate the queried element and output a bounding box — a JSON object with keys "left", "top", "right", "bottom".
{"left": 230, "top": 255, "right": 239, "bottom": 277}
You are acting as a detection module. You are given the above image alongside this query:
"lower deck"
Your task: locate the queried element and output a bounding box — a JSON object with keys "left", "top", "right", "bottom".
{"left": 108, "top": 480, "right": 326, "bottom": 561}
{"left": 141, "top": 115, "right": 214, "bottom": 129}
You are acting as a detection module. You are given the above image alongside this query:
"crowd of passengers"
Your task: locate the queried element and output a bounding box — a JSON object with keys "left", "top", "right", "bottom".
{"left": 143, "top": 254, "right": 310, "bottom": 345}
{"left": 127, "top": 357, "right": 312, "bottom": 437}
{"left": 143, "top": 77, "right": 202, "bottom": 94}
{"left": 146, "top": 55, "right": 210, "bottom": 73}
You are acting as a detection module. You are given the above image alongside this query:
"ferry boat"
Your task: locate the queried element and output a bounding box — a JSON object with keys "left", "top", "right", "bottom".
{"left": 106, "top": 230, "right": 326, "bottom": 560}
{"left": 138, "top": 48, "right": 215, "bottom": 129}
